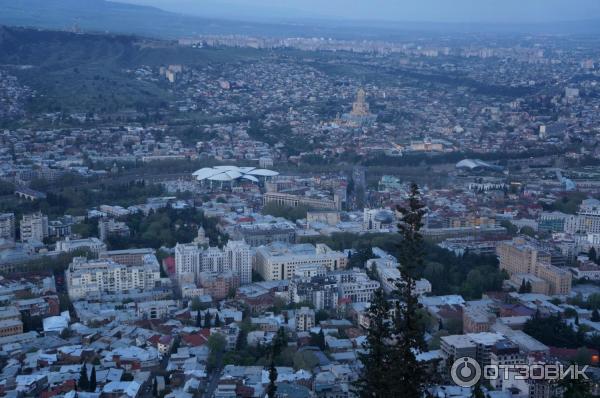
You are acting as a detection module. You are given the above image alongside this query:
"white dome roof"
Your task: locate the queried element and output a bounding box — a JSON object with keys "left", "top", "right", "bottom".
{"left": 193, "top": 166, "right": 278, "bottom": 182}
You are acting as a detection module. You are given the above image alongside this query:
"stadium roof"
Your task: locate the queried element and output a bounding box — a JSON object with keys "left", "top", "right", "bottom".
{"left": 456, "top": 159, "right": 503, "bottom": 171}
{"left": 192, "top": 166, "right": 278, "bottom": 182}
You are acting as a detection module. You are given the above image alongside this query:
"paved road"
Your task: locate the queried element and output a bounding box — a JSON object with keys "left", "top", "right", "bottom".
{"left": 202, "top": 352, "right": 224, "bottom": 398}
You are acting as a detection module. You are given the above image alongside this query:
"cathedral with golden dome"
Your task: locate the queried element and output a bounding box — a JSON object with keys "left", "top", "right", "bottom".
{"left": 351, "top": 88, "right": 371, "bottom": 117}
{"left": 339, "top": 88, "right": 376, "bottom": 126}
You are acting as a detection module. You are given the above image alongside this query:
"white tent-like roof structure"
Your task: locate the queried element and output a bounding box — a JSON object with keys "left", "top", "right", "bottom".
{"left": 192, "top": 166, "right": 278, "bottom": 182}
{"left": 456, "top": 159, "right": 503, "bottom": 171}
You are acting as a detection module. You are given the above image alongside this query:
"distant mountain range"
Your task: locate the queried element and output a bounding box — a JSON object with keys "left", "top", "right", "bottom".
{"left": 0, "top": 0, "right": 293, "bottom": 38}
{"left": 1, "top": 0, "right": 600, "bottom": 39}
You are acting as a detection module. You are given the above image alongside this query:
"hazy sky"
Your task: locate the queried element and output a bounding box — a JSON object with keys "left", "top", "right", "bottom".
{"left": 120, "top": 0, "right": 600, "bottom": 23}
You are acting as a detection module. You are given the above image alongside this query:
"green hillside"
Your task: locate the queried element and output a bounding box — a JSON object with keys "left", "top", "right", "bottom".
{"left": 0, "top": 26, "right": 262, "bottom": 114}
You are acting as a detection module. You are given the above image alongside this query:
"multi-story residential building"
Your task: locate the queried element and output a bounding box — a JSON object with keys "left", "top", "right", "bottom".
{"left": 174, "top": 240, "right": 252, "bottom": 284}
{"left": 136, "top": 300, "right": 177, "bottom": 320}
{"left": 489, "top": 340, "right": 524, "bottom": 389}
{"left": 330, "top": 270, "right": 380, "bottom": 304}
{"left": 198, "top": 271, "right": 240, "bottom": 300}
{"left": 20, "top": 212, "right": 48, "bottom": 243}
{"left": 224, "top": 240, "right": 252, "bottom": 284}
{"left": 570, "top": 261, "right": 600, "bottom": 281}
{"left": 295, "top": 307, "right": 315, "bottom": 332}
{"left": 293, "top": 264, "right": 328, "bottom": 278}
{"left": 441, "top": 332, "right": 505, "bottom": 366}
{"left": 47, "top": 218, "right": 73, "bottom": 238}
{"left": 66, "top": 256, "right": 161, "bottom": 300}
{"left": 254, "top": 242, "right": 347, "bottom": 281}
{"left": 289, "top": 274, "right": 339, "bottom": 310}
{"left": 15, "top": 297, "right": 59, "bottom": 317}
{"left": 0, "top": 213, "right": 15, "bottom": 241}
{"left": 202, "top": 246, "right": 226, "bottom": 274}
{"left": 369, "top": 257, "right": 432, "bottom": 296}
{"left": 174, "top": 243, "right": 201, "bottom": 278}
{"left": 440, "top": 334, "right": 477, "bottom": 361}
{"left": 98, "top": 218, "right": 130, "bottom": 241}
{"left": 566, "top": 199, "right": 600, "bottom": 234}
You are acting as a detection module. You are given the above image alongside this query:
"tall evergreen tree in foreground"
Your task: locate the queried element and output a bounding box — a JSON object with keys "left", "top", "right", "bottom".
{"left": 267, "top": 360, "right": 278, "bottom": 398}
{"left": 388, "top": 182, "right": 428, "bottom": 397}
{"left": 353, "top": 183, "right": 428, "bottom": 398}
{"left": 353, "top": 288, "right": 393, "bottom": 397}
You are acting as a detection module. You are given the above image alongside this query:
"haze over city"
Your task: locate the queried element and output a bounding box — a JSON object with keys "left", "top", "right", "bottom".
{"left": 121, "top": 0, "right": 600, "bottom": 23}
{"left": 1, "top": 1, "right": 600, "bottom": 398}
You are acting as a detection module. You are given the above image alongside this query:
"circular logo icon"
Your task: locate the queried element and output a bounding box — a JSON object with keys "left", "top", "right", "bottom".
{"left": 450, "top": 357, "right": 482, "bottom": 387}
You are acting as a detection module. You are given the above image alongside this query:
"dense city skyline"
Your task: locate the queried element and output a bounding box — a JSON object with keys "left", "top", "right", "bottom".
{"left": 1, "top": 1, "right": 600, "bottom": 397}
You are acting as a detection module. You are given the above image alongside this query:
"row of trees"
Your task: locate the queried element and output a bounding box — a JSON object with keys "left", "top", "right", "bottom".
{"left": 78, "top": 363, "right": 97, "bottom": 392}
{"left": 195, "top": 310, "right": 222, "bottom": 328}
{"left": 262, "top": 202, "right": 310, "bottom": 223}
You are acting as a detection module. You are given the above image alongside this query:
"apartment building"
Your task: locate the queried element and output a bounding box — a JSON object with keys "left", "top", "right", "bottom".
{"left": 98, "top": 218, "right": 130, "bottom": 241}
{"left": 174, "top": 240, "right": 252, "bottom": 284}
{"left": 224, "top": 240, "right": 252, "bottom": 284}
{"left": 174, "top": 242, "right": 201, "bottom": 277}
{"left": 295, "top": 307, "right": 315, "bottom": 332}
{"left": 0, "top": 213, "right": 15, "bottom": 241}
{"left": 330, "top": 270, "right": 381, "bottom": 304}
{"left": 66, "top": 256, "right": 161, "bottom": 300}
{"left": 489, "top": 340, "right": 524, "bottom": 389}
{"left": 566, "top": 198, "right": 600, "bottom": 234}
{"left": 198, "top": 271, "right": 240, "bottom": 300}
{"left": 441, "top": 332, "right": 506, "bottom": 366}
{"left": 20, "top": 212, "right": 48, "bottom": 243}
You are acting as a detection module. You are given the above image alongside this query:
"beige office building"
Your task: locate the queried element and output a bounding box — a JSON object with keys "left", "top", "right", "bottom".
{"left": 254, "top": 242, "right": 347, "bottom": 281}
{"left": 263, "top": 192, "right": 340, "bottom": 211}
{"left": 498, "top": 237, "right": 571, "bottom": 295}
{"left": 497, "top": 237, "right": 551, "bottom": 275}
